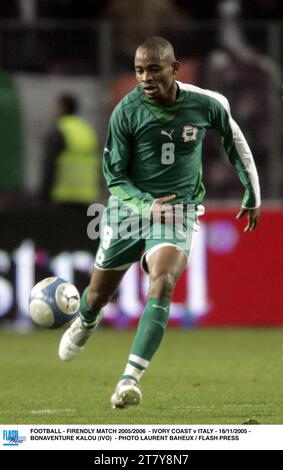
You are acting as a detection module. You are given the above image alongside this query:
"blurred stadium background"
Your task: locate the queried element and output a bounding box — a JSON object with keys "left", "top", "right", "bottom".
{"left": 1, "top": 0, "right": 283, "bottom": 425}
{"left": 0, "top": 0, "right": 282, "bottom": 329}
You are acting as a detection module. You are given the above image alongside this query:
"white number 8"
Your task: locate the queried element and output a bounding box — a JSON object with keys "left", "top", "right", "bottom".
{"left": 161, "top": 143, "right": 175, "bottom": 164}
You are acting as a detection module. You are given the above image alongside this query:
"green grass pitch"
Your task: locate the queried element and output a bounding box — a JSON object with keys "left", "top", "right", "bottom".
{"left": 1, "top": 327, "right": 283, "bottom": 424}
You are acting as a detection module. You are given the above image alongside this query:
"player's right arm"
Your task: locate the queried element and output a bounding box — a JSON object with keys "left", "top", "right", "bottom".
{"left": 103, "top": 106, "right": 155, "bottom": 218}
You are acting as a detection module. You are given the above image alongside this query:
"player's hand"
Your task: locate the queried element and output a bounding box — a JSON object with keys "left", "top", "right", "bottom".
{"left": 150, "top": 194, "right": 184, "bottom": 224}
{"left": 236, "top": 207, "right": 261, "bottom": 232}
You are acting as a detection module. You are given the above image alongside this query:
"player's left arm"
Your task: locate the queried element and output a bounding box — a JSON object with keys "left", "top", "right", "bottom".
{"left": 209, "top": 94, "right": 261, "bottom": 232}
{"left": 236, "top": 207, "right": 260, "bottom": 232}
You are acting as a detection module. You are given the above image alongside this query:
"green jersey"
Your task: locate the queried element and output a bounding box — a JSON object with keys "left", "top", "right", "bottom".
{"left": 103, "top": 81, "right": 260, "bottom": 217}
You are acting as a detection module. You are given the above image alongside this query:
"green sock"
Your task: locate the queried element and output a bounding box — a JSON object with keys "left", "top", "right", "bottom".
{"left": 79, "top": 287, "right": 102, "bottom": 330}
{"left": 122, "top": 298, "right": 170, "bottom": 383}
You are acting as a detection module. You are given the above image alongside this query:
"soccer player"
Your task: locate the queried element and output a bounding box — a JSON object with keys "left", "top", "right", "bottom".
{"left": 59, "top": 37, "right": 261, "bottom": 408}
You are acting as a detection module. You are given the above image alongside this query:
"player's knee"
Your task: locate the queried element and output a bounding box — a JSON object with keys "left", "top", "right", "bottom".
{"left": 149, "top": 272, "right": 177, "bottom": 299}
{"left": 86, "top": 287, "right": 110, "bottom": 311}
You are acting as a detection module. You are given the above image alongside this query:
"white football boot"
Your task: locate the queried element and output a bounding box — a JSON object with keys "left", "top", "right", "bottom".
{"left": 59, "top": 311, "right": 102, "bottom": 362}
{"left": 111, "top": 379, "right": 142, "bottom": 409}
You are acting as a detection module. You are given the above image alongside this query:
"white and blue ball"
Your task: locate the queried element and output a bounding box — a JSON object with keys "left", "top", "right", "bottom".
{"left": 29, "top": 277, "right": 80, "bottom": 328}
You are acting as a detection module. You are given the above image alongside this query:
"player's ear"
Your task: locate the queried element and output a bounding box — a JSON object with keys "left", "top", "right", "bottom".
{"left": 172, "top": 61, "right": 180, "bottom": 74}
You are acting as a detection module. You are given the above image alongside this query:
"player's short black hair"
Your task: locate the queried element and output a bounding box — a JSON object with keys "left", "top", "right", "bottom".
{"left": 137, "top": 36, "right": 176, "bottom": 62}
{"left": 58, "top": 94, "right": 79, "bottom": 114}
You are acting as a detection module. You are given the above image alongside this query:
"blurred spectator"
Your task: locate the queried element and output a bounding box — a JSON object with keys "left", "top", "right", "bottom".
{"left": 41, "top": 94, "right": 101, "bottom": 208}
{"left": 201, "top": 0, "right": 282, "bottom": 199}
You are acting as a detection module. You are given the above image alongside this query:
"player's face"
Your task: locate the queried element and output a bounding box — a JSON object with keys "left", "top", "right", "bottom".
{"left": 135, "top": 48, "right": 179, "bottom": 105}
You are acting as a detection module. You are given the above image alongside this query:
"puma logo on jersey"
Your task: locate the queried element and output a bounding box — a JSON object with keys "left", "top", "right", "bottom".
{"left": 152, "top": 304, "right": 169, "bottom": 312}
{"left": 161, "top": 130, "right": 174, "bottom": 141}
{"left": 182, "top": 125, "right": 199, "bottom": 142}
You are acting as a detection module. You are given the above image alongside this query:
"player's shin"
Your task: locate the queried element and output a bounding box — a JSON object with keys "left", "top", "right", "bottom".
{"left": 121, "top": 298, "right": 170, "bottom": 383}
{"left": 79, "top": 287, "right": 103, "bottom": 330}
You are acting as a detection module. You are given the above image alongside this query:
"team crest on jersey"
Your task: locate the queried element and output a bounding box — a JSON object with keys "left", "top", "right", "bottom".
{"left": 182, "top": 125, "right": 199, "bottom": 142}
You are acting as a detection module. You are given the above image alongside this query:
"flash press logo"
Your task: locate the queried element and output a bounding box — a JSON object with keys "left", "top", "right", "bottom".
{"left": 2, "top": 429, "right": 26, "bottom": 446}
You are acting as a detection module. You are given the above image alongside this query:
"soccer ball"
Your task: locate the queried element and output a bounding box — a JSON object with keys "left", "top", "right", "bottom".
{"left": 29, "top": 277, "right": 80, "bottom": 328}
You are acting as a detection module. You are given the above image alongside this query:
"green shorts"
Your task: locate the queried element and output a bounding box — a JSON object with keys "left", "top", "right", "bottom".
{"left": 94, "top": 196, "right": 204, "bottom": 273}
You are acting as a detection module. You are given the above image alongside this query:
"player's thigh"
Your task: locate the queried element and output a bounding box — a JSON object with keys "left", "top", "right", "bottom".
{"left": 147, "top": 245, "right": 187, "bottom": 280}
{"left": 88, "top": 266, "right": 128, "bottom": 299}
{"left": 142, "top": 222, "right": 190, "bottom": 277}
{"left": 142, "top": 205, "right": 202, "bottom": 275}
